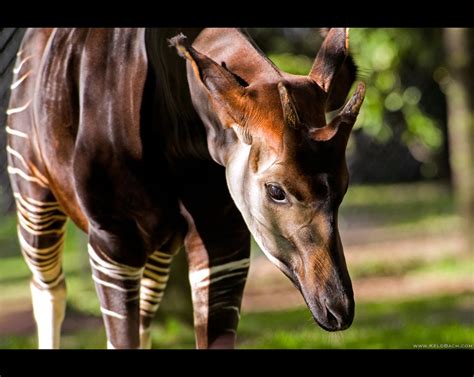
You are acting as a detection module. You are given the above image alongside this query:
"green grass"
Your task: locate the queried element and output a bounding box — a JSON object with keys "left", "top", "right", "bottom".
{"left": 1, "top": 293, "right": 472, "bottom": 349}
{"left": 238, "top": 293, "right": 473, "bottom": 349}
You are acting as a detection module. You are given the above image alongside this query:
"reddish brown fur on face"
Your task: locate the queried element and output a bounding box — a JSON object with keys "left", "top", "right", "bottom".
{"left": 238, "top": 76, "right": 328, "bottom": 154}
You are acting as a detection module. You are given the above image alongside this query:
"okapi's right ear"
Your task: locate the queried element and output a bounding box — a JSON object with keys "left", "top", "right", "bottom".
{"left": 309, "top": 28, "right": 357, "bottom": 112}
{"left": 169, "top": 33, "right": 248, "bottom": 128}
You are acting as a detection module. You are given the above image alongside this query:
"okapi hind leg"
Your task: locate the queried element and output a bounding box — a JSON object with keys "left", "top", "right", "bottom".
{"left": 13, "top": 190, "right": 68, "bottom": 349}
{"left": 139, "top": 250, "right": 173, "bottom": 349}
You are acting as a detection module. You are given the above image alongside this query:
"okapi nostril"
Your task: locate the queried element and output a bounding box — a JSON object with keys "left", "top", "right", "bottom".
{"left": 325, "top": 304, "right": 341, "bottom": 326}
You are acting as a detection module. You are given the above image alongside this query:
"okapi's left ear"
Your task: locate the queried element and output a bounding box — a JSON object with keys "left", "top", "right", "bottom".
{"left": 169, "top": 33, "right": 249, "bottom": 130}
{"left": 309, "top": 28, "right": 357, "bottom": 112}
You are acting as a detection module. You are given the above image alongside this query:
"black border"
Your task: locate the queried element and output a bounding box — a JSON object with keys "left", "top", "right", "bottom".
{"left": 0, "top": 349, "right": 472, "bottom": 375}
{"left": 0, "top": 3, "right": 472, "bottom": 27}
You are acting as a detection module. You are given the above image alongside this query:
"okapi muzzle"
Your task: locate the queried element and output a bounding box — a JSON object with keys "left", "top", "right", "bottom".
{"left": 172, "top": 28, "right": 365, "bottom": 332}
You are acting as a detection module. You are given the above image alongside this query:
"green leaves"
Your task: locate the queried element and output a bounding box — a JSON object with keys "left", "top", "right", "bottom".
{"left": 350, "top": 28, "right": 443, "bottom": 154}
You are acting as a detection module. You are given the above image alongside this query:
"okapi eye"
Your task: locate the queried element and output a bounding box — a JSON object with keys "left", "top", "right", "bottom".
{"left": 265, "top": 183, "right": 287, "bottom": 203}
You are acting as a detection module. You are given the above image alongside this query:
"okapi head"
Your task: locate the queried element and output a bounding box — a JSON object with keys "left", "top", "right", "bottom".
{"left": 171, "top": 28, "right": 365, "bottom": 331}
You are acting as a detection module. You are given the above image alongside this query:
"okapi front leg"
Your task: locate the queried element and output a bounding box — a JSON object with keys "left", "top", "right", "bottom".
{"left": 179, "top": 163, "right": 251, "bottom": 349}
{"left": 139, "top": 228, "right": 184, "bottom": 349}
{"left": 183, "top": 207, "right": 250, "bottom": 349}
{"left": 87, "top": 241, "right": 144, "bottom": 349}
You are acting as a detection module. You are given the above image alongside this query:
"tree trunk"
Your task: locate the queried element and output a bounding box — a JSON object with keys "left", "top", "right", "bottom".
{"left": 443, "top": 28, "right": 474, "bottom": 253}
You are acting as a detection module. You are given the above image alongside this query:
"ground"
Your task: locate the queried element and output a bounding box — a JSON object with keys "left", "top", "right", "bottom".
{"left": 0, "top": 182, "right": 472, "bottom": 348}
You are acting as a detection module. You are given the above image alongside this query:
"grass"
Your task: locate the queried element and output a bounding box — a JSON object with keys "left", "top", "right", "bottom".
{"left": 1, "top": 293, "right": 472, "bottom": 349}
{"left": 238, "top": 293, "right": 473, "bottom": 349}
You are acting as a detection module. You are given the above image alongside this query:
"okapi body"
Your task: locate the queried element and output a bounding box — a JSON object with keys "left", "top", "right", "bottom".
{"left": 5, "top": 28, "right": 364, "bottom": 349}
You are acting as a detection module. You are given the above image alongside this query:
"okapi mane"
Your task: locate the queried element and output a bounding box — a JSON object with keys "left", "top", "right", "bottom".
{"left": 144, "top": 28, "right": 211, "bottom": 161}
{"left": 144, "top": 28, "right": 202, "bottom": 128}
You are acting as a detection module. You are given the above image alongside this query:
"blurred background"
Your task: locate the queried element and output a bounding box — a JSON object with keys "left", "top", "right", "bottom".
{"left": 0, "top": 28, "right": 472, "bottom": 348}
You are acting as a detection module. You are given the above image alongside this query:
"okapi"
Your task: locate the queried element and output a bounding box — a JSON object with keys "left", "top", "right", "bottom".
{"left": 4, "top": 28, "right": 365, "bottom": 349}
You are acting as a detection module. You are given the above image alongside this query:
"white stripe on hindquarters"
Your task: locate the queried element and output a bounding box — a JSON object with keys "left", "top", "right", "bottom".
{"left": 7, "top": 166, "right": 49, "bottom": 188}
{"left": 13, "top": 55, "right": 32, "bottom": 74}
{"left": 6, "top": 99, "right": 32, "bottom": 114}
{"left": 7, "top": 146, "right": 50, "bottom": 186}
{"left": 10, "top": 70, "right": 32, "bottom": 89}
{"left": 6, "top": 126, "right": 28, "bottom": 138}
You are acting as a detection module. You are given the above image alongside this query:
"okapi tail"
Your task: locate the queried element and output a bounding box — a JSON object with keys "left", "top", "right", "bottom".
{"left": 0, "top": 28, "right": 26, "bottom": 212}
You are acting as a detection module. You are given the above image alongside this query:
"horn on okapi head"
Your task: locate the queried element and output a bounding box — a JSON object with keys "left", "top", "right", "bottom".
{"left": 310, "top": 28, "right": 358, "bottom": 112}
{"left": 169, "top": 33, "right": 251, "bottom": 142}
{"left": 309, "top": 81, "right": 366, "bottom": 142}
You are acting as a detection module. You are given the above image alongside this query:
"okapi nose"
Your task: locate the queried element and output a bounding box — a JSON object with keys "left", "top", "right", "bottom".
{"left": 323, "top": 295, "right": 354, "bottom": 331}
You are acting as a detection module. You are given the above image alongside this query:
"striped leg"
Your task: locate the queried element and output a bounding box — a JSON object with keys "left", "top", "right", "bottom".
{"left": 179, "top": 163, "right": 251, "bottom": 349}
{"left": 13, "top": 190, "right": 68, "bottom": 349}
{"left": 139, "top": 250, "right": 173, "bottom": 349}
{"left": 183, "top": 207, "right": 250, "bottom": 349}
{"left": 88, "top": 242, "right": 144, "bottom": 349}
{"left": 7, "top": 116, "right": 69, "bottom": 348}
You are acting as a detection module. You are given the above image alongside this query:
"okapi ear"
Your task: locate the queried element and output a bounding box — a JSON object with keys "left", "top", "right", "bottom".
{"left": 325, "top": 55, "right": 357, "bottom": 112}
{"left": 169, "top": 33, "right": 247, "bottom": 125}
{"left": 309, "top": 28, "right": 357, "bottom": 112}
{"left": 278, "top": 82, "right": 300, "bottom": 129}
{"left": 310, "top": 82, "right": 365, "bottom": 142}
